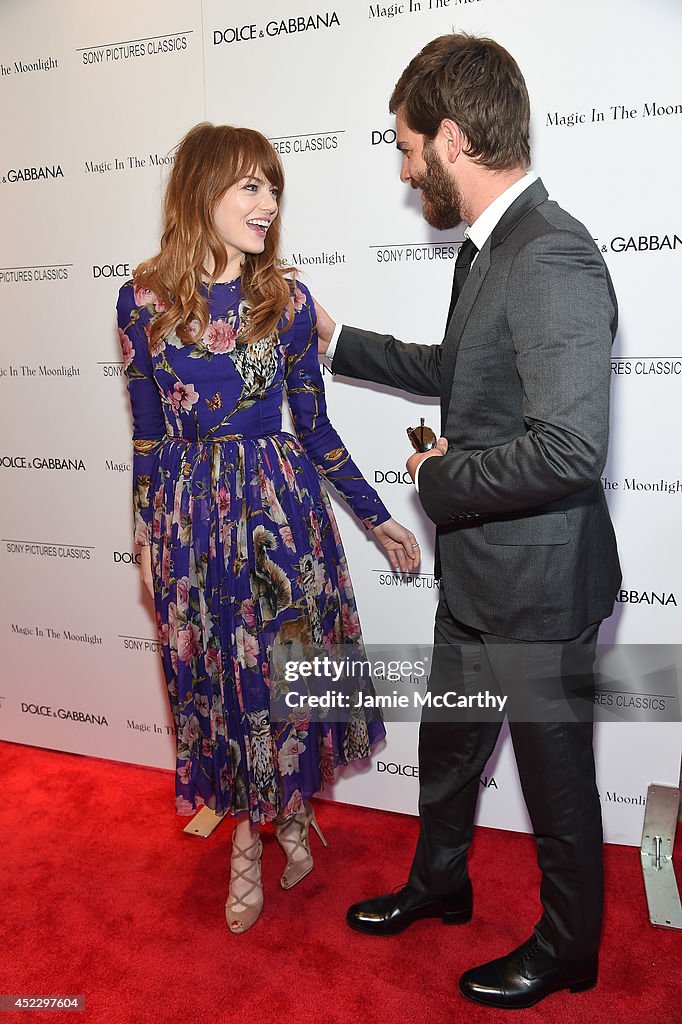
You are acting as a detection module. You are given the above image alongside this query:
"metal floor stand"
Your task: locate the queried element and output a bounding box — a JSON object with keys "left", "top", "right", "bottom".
{"left": 640, "top": 783, "right": 682, "bottom": 929}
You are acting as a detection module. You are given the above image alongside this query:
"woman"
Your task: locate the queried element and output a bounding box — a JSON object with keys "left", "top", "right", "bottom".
{"left": 117, "top": 122, "right": 420, "bottom": 934}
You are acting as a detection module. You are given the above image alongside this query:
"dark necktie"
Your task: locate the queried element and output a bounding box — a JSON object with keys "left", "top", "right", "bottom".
{"left": 446, "top": 237, "right": 478, "bottom": 326}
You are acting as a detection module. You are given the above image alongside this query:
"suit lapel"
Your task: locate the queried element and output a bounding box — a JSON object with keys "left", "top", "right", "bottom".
{"left": 440, "top": 245, "right": 490, "bottom": 427}
{"left": 439, "top": 179, "right": 550, "bottom": 427}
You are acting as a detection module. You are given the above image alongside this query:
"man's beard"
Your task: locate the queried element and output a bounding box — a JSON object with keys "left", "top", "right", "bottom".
{"left": 412, "top": 141, "right": 463, "bottom": 230}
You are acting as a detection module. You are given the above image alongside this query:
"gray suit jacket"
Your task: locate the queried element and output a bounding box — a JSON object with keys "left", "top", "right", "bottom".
{"left": 332, "top": 179, "right": 621, "bottom": 640}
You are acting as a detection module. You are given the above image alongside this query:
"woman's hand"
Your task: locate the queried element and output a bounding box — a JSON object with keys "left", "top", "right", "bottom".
{"left": 372, "top": 517, "right": 421, "bottom": 573}
{"left": 139, "top": 544, "right": 154, "bottom": 600}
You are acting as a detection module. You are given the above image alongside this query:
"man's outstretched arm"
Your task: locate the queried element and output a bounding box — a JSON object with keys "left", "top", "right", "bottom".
{"left": 314, "top": 299, "right": 442, "bottom": 397}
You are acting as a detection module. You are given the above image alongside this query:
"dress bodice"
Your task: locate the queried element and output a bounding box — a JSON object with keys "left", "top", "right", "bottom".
{"left": 117, "top": 277, "right": 390, "bottom": 544}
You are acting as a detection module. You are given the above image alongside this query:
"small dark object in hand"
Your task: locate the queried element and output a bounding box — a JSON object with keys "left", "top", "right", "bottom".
{"left": 406, "top": 418, "right": 437, "bottom": 453}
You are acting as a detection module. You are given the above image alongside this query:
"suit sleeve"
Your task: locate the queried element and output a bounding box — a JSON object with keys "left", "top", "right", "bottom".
{"left": 332, "top": 325, "right": 442, "bottom": 397}
{"left": 116, "top": 283, "right": 167, "bottom": 546}
{"left": 285, "top": 285, "right": 391, "bottom": 530}
{"left": 418, "top": 229, "right": 617, "bottom": 525}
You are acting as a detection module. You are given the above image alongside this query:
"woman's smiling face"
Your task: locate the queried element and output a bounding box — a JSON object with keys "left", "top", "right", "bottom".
{"left": 213, "top": 170, "right": 280, "bottom": 264}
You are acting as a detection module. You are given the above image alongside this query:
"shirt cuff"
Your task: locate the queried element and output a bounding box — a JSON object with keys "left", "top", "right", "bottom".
{"left": 322, "top": 322, "right": 343, "bottom": 369}
{"left": 413, "top": 460, "right": 422, "bottom": 493}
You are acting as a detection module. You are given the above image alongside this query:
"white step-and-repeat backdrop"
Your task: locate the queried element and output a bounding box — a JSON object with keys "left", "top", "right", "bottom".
{"left": 2, "top": 0, "right": 681, "bottom": 844}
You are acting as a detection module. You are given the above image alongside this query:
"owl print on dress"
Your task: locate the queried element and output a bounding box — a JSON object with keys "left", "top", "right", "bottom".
{"left": 229, "top": 302, "right": 280, "bottom": 398}
{"left": 245, "top": 708, "right": 277, "bottom": 805}
{"left": 343, "top": 710, "right": 373, "bottom": 762}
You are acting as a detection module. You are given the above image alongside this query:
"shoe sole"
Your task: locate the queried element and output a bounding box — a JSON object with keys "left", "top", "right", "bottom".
{"left": 346, "top": 906, "right": 472, "bottom": 936}
{"left": 280, "top": 865, "right": 314, "bottom": 890}
{"left": 458, "top": 975, "right": 597, "bottom": 1009}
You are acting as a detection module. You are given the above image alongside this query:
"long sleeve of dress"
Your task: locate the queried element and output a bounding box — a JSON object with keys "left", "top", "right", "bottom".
{"left": 285, "top": 283, "right": 391, "bottom": 531}
{"left": 116, "top": 283, "right": 167, "bottom": 546}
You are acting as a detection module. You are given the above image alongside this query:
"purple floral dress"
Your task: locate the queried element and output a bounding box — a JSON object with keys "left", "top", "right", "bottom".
{"left": 117, "top": 279, "right": 387, "bottom": 823}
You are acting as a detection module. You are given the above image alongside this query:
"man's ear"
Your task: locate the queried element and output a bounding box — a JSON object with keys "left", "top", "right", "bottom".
{"left": 438, "top": 118, "right": 465, "bottom": 163}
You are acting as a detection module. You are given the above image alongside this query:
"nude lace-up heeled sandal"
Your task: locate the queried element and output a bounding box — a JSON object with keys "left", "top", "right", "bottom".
{"left": 225, "top": 830, "right": 263, "bottom": 933}
{"left": 274, "top": 801, "right": 328, "bottom": 890}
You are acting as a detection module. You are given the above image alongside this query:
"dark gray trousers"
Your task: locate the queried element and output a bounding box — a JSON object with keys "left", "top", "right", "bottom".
{"left": 407, "top": 592, "right": 603, "bottom": 959}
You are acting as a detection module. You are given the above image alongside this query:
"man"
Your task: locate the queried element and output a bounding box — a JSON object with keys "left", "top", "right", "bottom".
{"left": 315, "top": 34, "right": 621, "bottom": 1010}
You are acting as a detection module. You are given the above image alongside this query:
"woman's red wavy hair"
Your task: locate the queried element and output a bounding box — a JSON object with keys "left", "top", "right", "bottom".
{"left": 134, "top": 122, "right": 295, "bottom": 349}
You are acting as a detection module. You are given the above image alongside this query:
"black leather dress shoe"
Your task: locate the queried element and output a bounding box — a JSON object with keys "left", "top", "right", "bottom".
{"left": 346, "top": 881, "right": 472, "bottom": 936}
{"left": 458, "top": 935, "right": 598, "bottom": 1009}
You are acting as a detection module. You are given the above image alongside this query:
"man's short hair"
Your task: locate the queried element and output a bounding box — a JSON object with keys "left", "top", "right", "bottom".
{"left": 390, "top": 33, "right": 531, "bottom": 171}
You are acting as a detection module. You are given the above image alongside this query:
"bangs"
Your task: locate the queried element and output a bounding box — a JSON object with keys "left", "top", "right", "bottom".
{"left": 231, "top": 129, "right": 284, "bottom": 194}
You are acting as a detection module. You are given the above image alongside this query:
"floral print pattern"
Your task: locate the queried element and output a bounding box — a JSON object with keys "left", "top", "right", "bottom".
{"left": 117, "top": 279, "right": 388, "bottom": 823}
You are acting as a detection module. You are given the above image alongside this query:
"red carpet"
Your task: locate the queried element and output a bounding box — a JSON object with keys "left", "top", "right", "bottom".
{"left": 2, "top": 740, "right": 680, "bottom": 1023}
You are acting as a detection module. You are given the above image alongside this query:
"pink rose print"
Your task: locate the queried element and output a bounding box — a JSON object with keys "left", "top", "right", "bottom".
{"left": 133, "top": 285, "right": 156, "bottom": 308}
{"left": 241, "top": 599, "right": 256, "bottom": 629}
{"left": 118, "top": 328, "right": 135, "bottom": 369}
{"left": 175, "top": 795, "right": 196, "bottom": 816}
{"left": 205, "top": 646, "right": 220, "bottom": 678}
{"left": 337, "top": 564, "right": 353, "bottom": 597}
{"left": 177, "top": 576, "right": 190, "bottom": 611}
{"left": 232, "top": 656, "right": 244, "bottom": 706}
{"left": 203, "top": 318, "right": 237, "bottom": 354}
{"left": 134, "top": 519, "right": 149, "bottom": 546}
{"left": 169, "top": 380, "right": 200, "bottom": 413}
{"left": 315, "top": 560, "right": 327, "bottom": 592}
{"left": 281, "top": 458, "right": 296, "bottom": 490}
{"left": 293, "top": 287, "right": 306, "bottom": 312}
{"left": 279, "top": 525, "right": 295, "bottom": 551}
{"left": 261, "top": 799, "right": 278, "bottom": 820}
{"left": 177, "top": 760, "right": 191, "bottom": 784}
{"left": 217, "top": 486, "right": 230, "bottom": 518}
{"left": 283, "top": 789, "right": 304, "bottom": 816}
{"left": 259, "top": 468, "right": 286, "bottom": 524}
{"left": 211, "top": 703, "right": 225, "bottom": 741}
{"left": 133, "top": 285, "right": 166, "bottom": 313}
{"left": 236, "top": 626, "right": 259, "bottom": 669}
{"left": 156, "top": 612, "right": 169, "bottom": 647}
{"left": 178, "top": 622, "right": 201, "bottom": 664}
{"left": 195, "top": 694, "right": 210, "bottom": 718}
{"left": 278, "top": 734, "right": 306, "bottom": 776}
{"left": 246, "top": 631, "right": 260, "bottom": 669}
{"left": 342, "top": 605, "right": 361, "bottom": 639}
{"left": 180, "top": 716, "right": 201, "bottom": 747}
{"left": 321, "top": 732, "right": 335, "bottom": 786}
